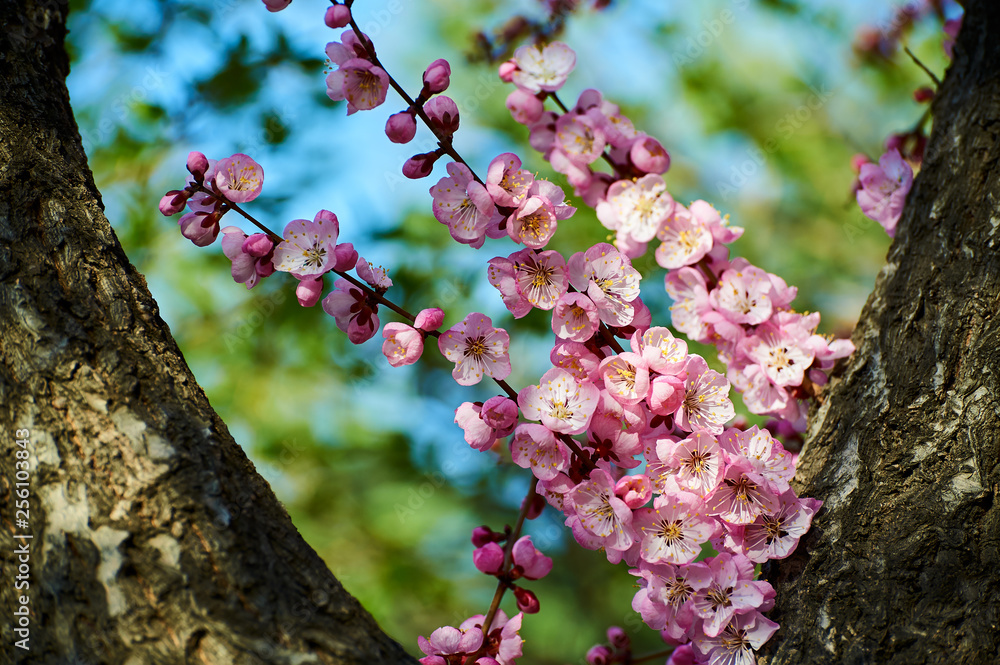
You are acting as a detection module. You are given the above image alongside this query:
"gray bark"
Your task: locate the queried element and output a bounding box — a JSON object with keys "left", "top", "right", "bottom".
{"left": 763, "top": 1, "right": 1000, "bottom": 663}
{"left": 0, "top": 2, "right": 418, "bottom": 663}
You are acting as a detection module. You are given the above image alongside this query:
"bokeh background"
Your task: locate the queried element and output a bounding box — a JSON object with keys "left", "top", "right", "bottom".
{"left": 65, "top": 0, "right": 954, "bottom": 661}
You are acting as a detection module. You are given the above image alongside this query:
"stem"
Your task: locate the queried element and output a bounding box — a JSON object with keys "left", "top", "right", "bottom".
{"left": 903, "top": 46, "right": 941, "bottom": 87}
{"left": 465, "top": 477, "right": 538, "bottom": 664}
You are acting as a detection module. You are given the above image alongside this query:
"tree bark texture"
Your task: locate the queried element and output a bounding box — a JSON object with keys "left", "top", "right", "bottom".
{"left": 764, "top": 2, "right": 1000, "bottom": 664}
{"left": 0, "top": 2, "right": 418, "bottom": 663}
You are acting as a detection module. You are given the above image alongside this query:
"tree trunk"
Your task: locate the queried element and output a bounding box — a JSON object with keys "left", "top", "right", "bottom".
{"left": 0, "top": 2, "right": 418, "bottom": 663}
{"left": 763, "top": 2, "right": 1000, "bottom": 663}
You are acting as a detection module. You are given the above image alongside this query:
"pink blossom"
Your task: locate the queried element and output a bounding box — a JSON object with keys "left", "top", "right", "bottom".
{"left": 510, "top": 423, "right": 570, "bottom": 481}
{"left": 504, "top": 248, "right": 569, "bottom": 311}
{"left": 733, "top": 488, "right": 822, "bottom": 562}
{"left": 630, "top": 559, "right": 712, "bottom": 637}
{"left": 655, "top": 204, "right": 713, "bottom": 270}
{"left": 511, "top": 536, "right": 552, "bottom": 580}
{"left": 326, "top": 58, "right": 389, "bottom": 114}
{"left": 518, "top": 368, "right": 599, "bottom": 434}
{"left": 510, "top": 42, "right": 576, "bottom": 93}
{"left": 568, "top": 243, "right": 642, "bottom": 327}
{"left": 322, "top": 278, "right": 379, "bottom": 344}
{"left": 418, "top": 624, "right": 484, "bottom": 659}
{"left": 262, "top": 0, "right": 291, "bottom": 11}
{"left": 856, "top": 148, "right": 913, "bottom": 237}
{"left": 473, "top": 542, "right": 504, "bottom": 574}
{"left": 486, "top": 153, "right": 534, "bottom": 207}
{"left": 456, "top": 402, "right": 500, "bottom": 451}
{"left": 487, "top": 256, "right": 532, "bottom": 319}
{"left": 221, "top": 227, "right": 273, "bottom": 289}
{"left": 661, "top": 430, "right": 725, "bottom": 496}
{"left": 508, "top": 180, "right": 575, "bottom": 249}
{"left": 570, "top": 469, "right": 636, "bottom": 552}
{"left": 666, "top": 267, "right": 712, "bottom": 342}
{"left": 741, "top": 320, "right": 815, "bottom": 388}
{"left": 272, "top": 211, "right": 341, "bottom": 277}
{"left": 692, "top": 610, "right": 779, "bottom": 663}
{"left": 597, "top": 174, "right": 675, "bottom": 244}
{"left": 555, "top": 113, "right": 607, "bottom": 165}
{"left": 549, "top": 340, "right": 601, "bottom": 383}
{"left": 691, "top": 553, "right": 768, "bottom": 637}
{"left": 648, "top": 375, "right": 685, "bottom": 416}
{"left": 675, "top": 357, "right": 734, "bottom": 434}
{"left": 634, "top": 491, "right": 719, "bottom": 565}
{"left": 159, "top": 190, "right": 189, "bottom": 216}
{"left": 631, "top": 326, "right": 688, "bottom": 374}
{"left": 705, "top": 459, "right": 779, "bottom": 526}
{"left": 355, "top": 256, "right": 392, "bottom": 291}
{"left": 381, "top": 322, "right": 424, "bottom": 367}
{"left": 718, "top": 426, "right": 794, "bottom": 493}
{"left": 178, "top": 211, "right": 220, "bottom": 246}
{"left": 422, "top": 58, "right": 451, "bottom": 94}
{"left": 438, "top": 313, "right": 511, "bottom": 386}
{"left": 214, "top": 153, "right": 264, "bottom": 203}
{"left": 629, "top": 135, "right": 670, "bottom": 174}
{"left": 186, "top": 151, "right": 209, "bottom": 179}
{"left": 505, "top": 89, "right": 545, "bottom": 125}
{"left": 711, "top": 265, "right": 774, "bottom": 325}
{"left": 403, "top": 150, "right": 443, "bottom": 179}
{"left": 430, "top": 162, "right": 503, "bottom": 248}
{"left": 615, "top": 474, "right": 652, "bottom": 509}
{"left": 586, "top": 645, "right": 612, "bottom": 665}
{"left": 551, "top": 292, "right": 600, "bottom": 342}
{"left": 598, "top": 352, "right": 650, "bottom": 406}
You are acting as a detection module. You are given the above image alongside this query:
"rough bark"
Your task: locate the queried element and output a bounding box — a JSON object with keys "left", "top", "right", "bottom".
{"left": 0, "top": 2, "right": 418, "bottom": 664}
{"left": 763, "top": 2, "right": 1000, "bottom": 664}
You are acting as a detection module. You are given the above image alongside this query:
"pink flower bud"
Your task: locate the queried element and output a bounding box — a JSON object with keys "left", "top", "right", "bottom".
{"left": 324, "top": 4, "right": 351, "bottom": 28}
{"left": 524, "top": 493, "right": 545, "bottom": 520}
{"left": 480, "top": 396, "right": 518, "bottom": 431}
{"left": 422, "top": 58, "right": 451, "bottom": 94}
{"left": 262, "top": 0, "right": 291, "bottom": 10}
{"left": 382, "top": 322, "right": 424, "bottom": 367}
{"left": 415, "top": 307, "right": 444, "bottom": 331}
{"left": 186, "top": 151, "right": 209, "bottom": 179}
{"left": 296, "top": 277, "right": 324, "bottom": 307}
{"left": 505, "top": 89, "right": 544, "bottom": 125}
{"left": 385, "top": 110, "right": 418, "bottom": 144}
{"left": 471, "top": 526, "right": 497, "bottom": 548}
{"left": 512, "top": 586, "right": 539, "bottom": 614}
{"left": 159, "top": 190, "right": 189, "bottom": 216}
{"left": 629, "top": 136, "right": 670, "bottom": 174}
{"left": 586, "top": 645, "right": 612, "bottom": 665}
{"left": 403, "top": 150, "right": 442, "bottom": 179}
{"left": 424, "top": 96, "right": 460, "bottom": 137}
{"left": 614, "top": 474, "right": 651, "bottom": 509}
{"left": 648, "top": 375, "right": 685, "bottom": 416}
{"left": 256, "top": 258, "right": 275, "bottom": 277}
{"left": 511, "top": 536, "right": 552, "bottom": 580}
{"left": 472, "top": 542, "right": 504, "bottom": 575}
{"left": 242, "top": 233, "right": 274, "bottom": 257}
{"left": 332, "top": 242, "right": 358, "bottom": 272}
{"left": 606, "top": 627, "right": 629, "bottom": 650}
{"left": 498, "top": 59, "right": 517, "bottom": 83}
{"left": 179, "top": 212, "right": 218, "bottom": 247}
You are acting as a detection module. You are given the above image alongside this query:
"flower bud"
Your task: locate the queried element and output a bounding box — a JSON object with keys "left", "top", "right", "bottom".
{"left": 296, "top": 277, "right": 324, "bottom": 307}
{"left": 422, "top": 58, "right": 451, "bottom": 94}
{"left": 505, "top": 89, "right": 544, "bottom": 125}
{"left": 262, "top": 0, "right": 291, "bottom": 11}
{"left": 512, "top": 585, "right": 539, "bottom": 614}
{"left": 606, "top": 626, "right": 629, "bottom": 650}
{"left": 186, "top": 151, "right": 209, "bottom": 180}
{"left": 913, "top": 86, "right": 935, "bottom": 103}
{"left": 629, "top": 136, "right": 670, "bottom": 174}
{"left": 333, "top": 242, "right": 358, "bottom": 271}
{"left": 472, "top": 542, "right": 504, "bottom": 575}
{"left": 385, "top": 110, "right": 417, "bottom": 144}
{"left": 498, "top": 60, "right": 517, "bottom": 83}
{"left": 424, "top": 96, "right": 460, "bottom": 137}
{"left": 324, "top": 4, "right": 351, "bottom": 28}
{"left": 242, "top": 233, "right": 274, "bottom": 258}
{"left": 586, "top": 645, "right": 611, "bottom": 665}
{"left": 159, "top": 190, "right": 189, "bottom": 216}
{"left": 471, "top": 525, "right": 497, "bottom": 548}
{"left": 402, "top": 150, "right": 443, "bottom": 179}
{"left": 415, "top": 307, "right": 445, "bottom": 332}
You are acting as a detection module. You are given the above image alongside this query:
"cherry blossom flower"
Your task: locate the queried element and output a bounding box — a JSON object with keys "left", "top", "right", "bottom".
{"left": 381, "top": 322, "right": 424, "bottom": 367}
{"left": 490, "top": 248, "right": 569, "bottom": 315}
{"left": 321, "top": 278, "right": 379, "bottom": 344}
{"left": 178, "top": 211, "right": 221, "bottom": 246}
{"left": 473, "top": 542, "right": 504, "bottom": 574}
{"left": 272, "top": 211, "right": 344, "bottom": 278}
{"left": 220, "top": 227, "right": 273, "bottom": 289}
{"left": 518, "top": 368, "right": 599, "bottom": 434}
{"left": 597, "top": 174, "right": 675, "bottom": 244}
{"left": 424, "top": 95, "right": 460, "bottom": 137}
{"left": 655, "top": 204, "right": 714, "bottom": 270}
{"left": 598, "top": 352, "right": 650, "bottom": 406}
{"left": 666, "top": 267, "right": 713, "bottom": 342}
{"left": 324, "top": 4, "right": 351, "bottom": 28}
{"left": 438, "top": 313, "right": 511, "bottom": 386}
{"left": 706, "top": 459, "right": 779, "bottom": 526}
{"left": 385, "top": 110, "right": 417, "bottom": 143}
{"left": 730, "top": 488, "right": 821, "bottom": 563}
{"left": 856, "top": 147, "right": 913, "bottom": 237}
{"left": 631, "top": 560, "right": 712, "bottom": 637}
{"left": 459, "top": 611, "right": 523, "bottom": 665}
{"left": 660, "top": 430, "right": 725, "bottom": 496}
{"left": 741, "top": 321, "right": 815, "bottom": 388}
{"left": 568, "top": 243, "right": 642, "bottom": 327}
{"left": 430, "top": 162, "right": 503, "bottom": 248}
{"left": 422, "top": 58, "right": 451, "bottom": 94}
{"left": 551, "top": 292, "right": 600, "bottom": 342}
{"left": 631, "top": 326, "right": 688, "bottom": 374}
{"left": 486, "top": 153, "right": 534, "bottom": 207}
{"left": 510, "top": 423, "right": 571, "bottom": 480}
{"left": 675, "top": 357, "right": 735, "bottom": 434}
{"left": 418, "top": 624, "right": 484, "bottom": 662}
{"left": 326, "top": 58, "right": 390, "bottom": 114}
{"left": 634, "top": 491, "right": 719, "bottom": 565}
{"left": 718, "top": 426, "right": 795, "bottom": 493}
{"left": 711, "top": 265, "right": 774, "bottom": 326}
{"left": 691, "top": 553, "right": 768, "bottom": 637}
{"left": 355, "top": 256, "right": 392, "bottom": 291}
{"left": 549, "top": 340, "right": 601, "bottom": 383}
{"left": 506, "top": 89, "right": 545, "bottom": 125}
{"left": 507, "top": 180, "right": 575, "bottom": 249}
{"left": 570, "top": 468, "right": 636, "bottom": 552}
{"left": 511, "top": 536, "right": 553, "bottom": 580}
{"left": 554, "top": 112, "right": 607, "bottom": 165}
{"left": 692, "top": 610, "right": 779, "bottom": 664}
{"left": 214, "top": 153, "right": 263, "bottom": 203}
{"left": 510, "top": 42, "right": 576, "bottom": 93}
